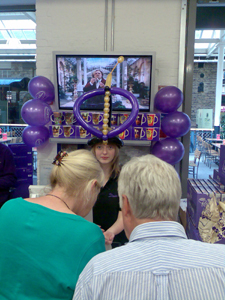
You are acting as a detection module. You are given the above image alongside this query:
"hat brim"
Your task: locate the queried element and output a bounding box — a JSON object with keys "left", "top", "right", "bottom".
{"left": 87, "top": 136, "right": 124, "bottom": 148}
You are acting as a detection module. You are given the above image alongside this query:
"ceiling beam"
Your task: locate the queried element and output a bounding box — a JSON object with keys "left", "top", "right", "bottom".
{"left": 0, "top": 40, "right": 36, "bottom": 44}
{"left": 24, "top": 12, "right": 36, "bottom": 23}
{"left": 0, "top": 15, "right": 30, "bottom": 20}
{"left": 195, "top": 38, "right": 220, "bottom": 43}
{"left": 0, "top": 49, "right": 36, "bottom": 54}
{"left": 0, "top": 6, "right": 35, "bottom": 12}
{"left": 207, "top": 42, "right": 219, "bottom": 57}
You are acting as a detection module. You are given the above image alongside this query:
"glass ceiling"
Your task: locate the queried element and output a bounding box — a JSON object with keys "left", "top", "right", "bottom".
{"left": 194, "top": 29, "right": 225, "bottom": 61}
{"left": 0, "top": 12, "right": 36, "bottom": 61}
{"left": 0, "top": 13, "right": 224, "bottom": 63}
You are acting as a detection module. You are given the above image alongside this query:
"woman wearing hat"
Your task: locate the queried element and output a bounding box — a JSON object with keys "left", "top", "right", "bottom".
{"left": 88, "top": 136, "right": 128, "bottom": 248}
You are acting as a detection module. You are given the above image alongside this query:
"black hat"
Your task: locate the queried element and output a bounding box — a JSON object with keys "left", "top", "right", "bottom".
{"left": 87, "top": 136, "right": 124, "bottom": 148}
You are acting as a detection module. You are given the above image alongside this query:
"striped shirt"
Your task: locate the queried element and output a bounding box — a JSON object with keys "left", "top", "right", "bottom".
{"left": 73, "top": 221, "right": 225, "bottom": 300}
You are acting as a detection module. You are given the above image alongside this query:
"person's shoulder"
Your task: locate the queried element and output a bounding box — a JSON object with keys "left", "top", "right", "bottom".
{"left": 0, "top": 144, "right": 14, "bottom": 156}
{"left": 78, "top": 218, "right": 103, "bottom": 236}
{"left": 184, "top": 238, "right": 225, "bottom": 264}
{"left": 1, "top": 197, "right": 24, "bottom": 211}
{"left": 198, "top": 240, "right": 225, "bottom": 252}
{"left": 75, "top": 219, "right": 105, "bottom": 256}
{"left": 90, "top": 243, "right": 127, "bottom": 266}
{"left": 107, "top": 175, "right": 119, "bottom": 190}
{"left": 187, "top": 237, "right": 225, "bottom": 249}
{"left": 0, "top": 143, "right": 9, "bottom": 152}
{"left": 110, "top": 172, "right": 120, "bottom": 181}
{"left": 79, "top": 244, "right": 129, "bottom": 278}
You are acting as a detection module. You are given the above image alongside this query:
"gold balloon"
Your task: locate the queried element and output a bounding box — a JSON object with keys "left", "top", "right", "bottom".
{"left": 104, "top": 95, "right": 110, "bottom": 102}
{"left": 102, "top": 124, "right": 108, "bottom": 129}
{"left": 103, "top": 129, "right": 108, "bottom": 135}
{"left": 105, "top": 91, "right": 110, "bottom": 96}
{"left": 118, "top": 56, "right": 124, "bottom": 63}
{"left": 104, "top": 108, "right": 109, "bottom": 113}
{"left": 103, "top": 119, "right": 109, "bottom": 124}
{"left": 103, "top": 113, "right": 109, "bottom": 119}
{"left": 103, "top": 140, "right": 108, "bottom": 145}
{"left": 104, "top": 103, "right": 110, "bottom": 108}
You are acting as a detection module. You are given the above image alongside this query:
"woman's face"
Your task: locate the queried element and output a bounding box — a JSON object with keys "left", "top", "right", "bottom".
{"left": 94, "top": 143, "right": 116, "bottom": 166}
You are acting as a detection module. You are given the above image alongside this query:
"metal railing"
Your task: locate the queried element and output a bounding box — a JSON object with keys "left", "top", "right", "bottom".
{"left": 0, "top": 123, "right": 27, "bottom": 140}
{"left": 190, "top": 128, "right": 214, "bottom": 153}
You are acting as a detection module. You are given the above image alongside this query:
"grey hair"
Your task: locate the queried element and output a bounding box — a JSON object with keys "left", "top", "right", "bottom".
{"left": 50, "top": 149, "right": 104, "bottom": 202}
{"left": 118, "top": 154, "right": 181, "bottom": 221}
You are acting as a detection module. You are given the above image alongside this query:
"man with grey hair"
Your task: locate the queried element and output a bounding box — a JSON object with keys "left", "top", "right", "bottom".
{"left": 73, "top": 155, "right": 225, "bottom": 300}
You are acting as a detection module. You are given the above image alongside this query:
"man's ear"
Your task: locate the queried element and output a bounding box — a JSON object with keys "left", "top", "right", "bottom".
{"left": 122, "top": 195, "right": 132, "bottom": 217}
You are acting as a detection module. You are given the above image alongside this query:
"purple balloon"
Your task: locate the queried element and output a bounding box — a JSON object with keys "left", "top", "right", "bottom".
{"left": 28, "top": 76, "right": 55, "bottom": 104}
{"left": 22, "top": 125, "right": 49, "bottom": 147}
{"left": 151, "top": 138, "right": 185, "bottom": 165}
{"left": 154, "top": 86, "right": 183, "bottom": 113}
{"left": 21, "top": 99, "right": 52, "bottom": 126}
{"left": 73, "top": 87, "right": 139, "bottom": 140}
{"left": 161, "top": 111, "right": 191, "bottom": 138}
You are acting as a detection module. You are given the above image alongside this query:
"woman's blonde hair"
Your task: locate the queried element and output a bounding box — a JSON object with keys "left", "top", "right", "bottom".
{"left": 50, "top": 149, "right": 104, "bottom": 201}
{"left": 91, "top": 144, "right": 120, "bottom": 178}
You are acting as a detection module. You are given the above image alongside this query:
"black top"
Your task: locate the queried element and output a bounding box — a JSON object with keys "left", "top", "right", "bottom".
{"left": 93, "top": 175, "right": 128, "bottom": 246}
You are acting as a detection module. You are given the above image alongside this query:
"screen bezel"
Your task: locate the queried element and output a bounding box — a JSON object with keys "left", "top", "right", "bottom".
{"left": 53, "top": 51, "right": 156, "bottom": 113}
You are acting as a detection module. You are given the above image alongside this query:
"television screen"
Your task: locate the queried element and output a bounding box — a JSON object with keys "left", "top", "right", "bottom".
{"left": 53, "top": 52, "right": 156, "bottom": 112}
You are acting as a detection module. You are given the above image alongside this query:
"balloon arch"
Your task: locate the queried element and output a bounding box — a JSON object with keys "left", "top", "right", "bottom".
{"left": 21, "top": 74, "right": 191, "bottom": 166}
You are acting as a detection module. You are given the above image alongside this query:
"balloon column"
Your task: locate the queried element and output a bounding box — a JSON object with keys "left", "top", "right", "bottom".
{"left": 151, "top": 86, "right": 191, "bottom": 165}
{"left": 21, "top": 76, "right": 53, "bottom": 147}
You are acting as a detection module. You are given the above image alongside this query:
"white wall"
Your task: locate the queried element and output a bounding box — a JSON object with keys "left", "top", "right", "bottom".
{"left": 35, "top": 0, "right": 183, "bottom": 184}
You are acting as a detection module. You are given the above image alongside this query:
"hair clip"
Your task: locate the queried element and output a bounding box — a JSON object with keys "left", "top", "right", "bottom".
{"left": 52, "top": 151, "right": 68, "bottom": 166}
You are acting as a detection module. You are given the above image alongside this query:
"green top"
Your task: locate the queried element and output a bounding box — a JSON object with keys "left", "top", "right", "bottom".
{"left": 0, "top": 197, "right": 105, "bottom": 300}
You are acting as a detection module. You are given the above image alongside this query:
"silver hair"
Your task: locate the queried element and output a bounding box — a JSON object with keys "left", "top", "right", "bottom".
{"left": 118, "top": 154, "right": 182, "bottom": 221}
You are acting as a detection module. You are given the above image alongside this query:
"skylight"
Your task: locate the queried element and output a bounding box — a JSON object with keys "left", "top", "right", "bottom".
{"left": 202, "top": 30, "right": 213, "bottom": 38}
{"left": 194, "top": 29, "right": 224, "bottom": 59}
{"left": 0, "top": 12, "right": 36, "bottom": 61}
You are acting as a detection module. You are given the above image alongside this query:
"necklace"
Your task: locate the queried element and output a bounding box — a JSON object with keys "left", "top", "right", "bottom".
{"left": 46, "top": 194, "right": 71, "bottom": 211}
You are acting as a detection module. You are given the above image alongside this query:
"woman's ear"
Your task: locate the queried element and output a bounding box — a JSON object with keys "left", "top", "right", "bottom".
{"left": 90, "top": 179, "right": 101, "bottom": 200}
{"left": 90, "top": 179, "right": 98, "bottom": 191}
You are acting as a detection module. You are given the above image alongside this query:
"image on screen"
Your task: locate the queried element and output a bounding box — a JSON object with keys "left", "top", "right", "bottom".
{"left": 55, "top": 54, "right": 154, "bottom": 112}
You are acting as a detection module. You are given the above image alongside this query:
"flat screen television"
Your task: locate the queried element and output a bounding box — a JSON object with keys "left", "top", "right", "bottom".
{"left": 53, "top": 51, "right": 156, "bottom": 112}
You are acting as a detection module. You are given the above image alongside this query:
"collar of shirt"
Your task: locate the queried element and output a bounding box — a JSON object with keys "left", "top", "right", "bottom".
{"left": 129, "top": 221, "right": 187, "bottom": 243}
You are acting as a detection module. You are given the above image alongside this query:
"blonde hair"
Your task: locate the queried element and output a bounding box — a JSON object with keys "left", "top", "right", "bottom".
{"left": 91, "top": 144, "right": 120, "bottom": 178}
{"left": 50, "top": 149, "right": 104, "bottom": 201}
{"left": 118, "top": 154, "right": 182, "bottom": 221}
